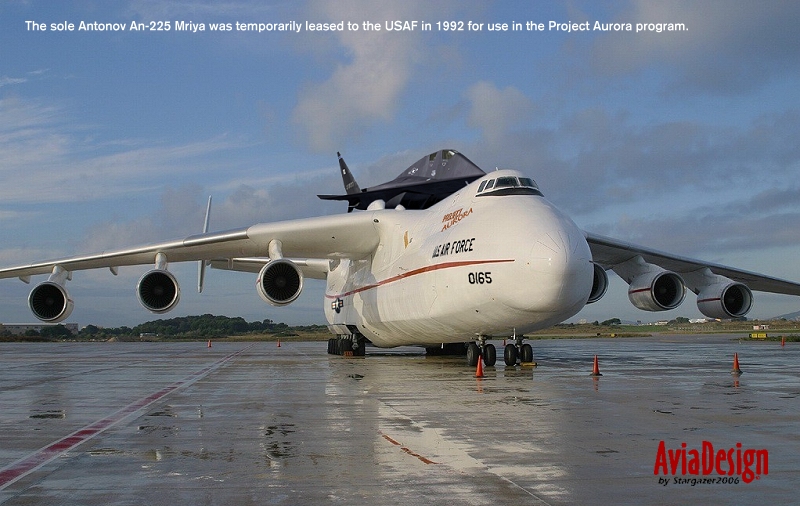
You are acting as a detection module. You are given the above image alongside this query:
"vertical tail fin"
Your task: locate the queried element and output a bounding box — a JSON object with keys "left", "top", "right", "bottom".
{"left": 338, "top": 152, "right": 361, "bottom": 195}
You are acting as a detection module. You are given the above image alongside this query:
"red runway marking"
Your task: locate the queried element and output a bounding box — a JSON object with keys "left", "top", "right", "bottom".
{"left": 382, "top": 434, "right": 401, "bottom": 446}
{"left": 0, "top": 346, "right": 252, "bottom": 491}
{"left": 379, "top": 431, "right": 438, "bottom": 465}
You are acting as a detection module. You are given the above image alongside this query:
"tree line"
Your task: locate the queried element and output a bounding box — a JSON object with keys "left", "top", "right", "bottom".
{"left": 2, "top": 314, "right": 328, "bottom": 340}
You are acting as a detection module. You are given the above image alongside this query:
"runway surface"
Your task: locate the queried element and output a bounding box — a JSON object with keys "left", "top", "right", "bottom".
{"left": 0, "top": 334, "right": 798, "bottom": 505}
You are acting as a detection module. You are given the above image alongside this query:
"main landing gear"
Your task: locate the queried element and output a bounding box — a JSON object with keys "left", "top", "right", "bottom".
{"left": 466, "top": 335, "right": 534, "bottom": 367}
{"left": 327, "top": 335, "right": 366, "bottom": 357}
{"left": 503, "top": 341, "right": 533, "bottom": 366}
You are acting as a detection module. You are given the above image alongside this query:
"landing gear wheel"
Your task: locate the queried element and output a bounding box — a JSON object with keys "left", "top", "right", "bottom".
{"left": 466, "top": 343, "right": 480, "bottom": 367}
{"left": 504, "top": 344, "right": 518, "bottom": 366}
{"left": 352, "top": 338, "right": 366, "bottom": 357}
{"left": 483, "top": 344, "right": 497, "bottom": 366}
{"left": 520, "top": 343, "right": 534, "bottom": 363}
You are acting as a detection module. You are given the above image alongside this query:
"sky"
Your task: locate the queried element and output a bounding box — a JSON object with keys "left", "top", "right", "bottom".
{"left": 1, "top": 0, "right": 799, "bottom": 328}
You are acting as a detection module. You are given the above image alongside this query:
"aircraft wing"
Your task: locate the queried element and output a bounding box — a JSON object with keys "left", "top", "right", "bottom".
{"left": 585, "top": 231, "right": 800, "bottom": 296}
{"left": 209, "top": 258, "right": 331, "bottom": 280}
{"left": 0, "top": 212, "right": 380, "bottom": 281}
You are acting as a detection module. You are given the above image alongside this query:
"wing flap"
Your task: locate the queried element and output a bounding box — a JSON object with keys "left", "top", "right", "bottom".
{"left": 210, "top": 258, "right": 330, "bottom": 280}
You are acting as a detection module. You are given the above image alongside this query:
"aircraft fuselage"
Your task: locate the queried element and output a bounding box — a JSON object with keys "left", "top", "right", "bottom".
{"left": 323, "top": 170, "right": 594, "bottom": 347}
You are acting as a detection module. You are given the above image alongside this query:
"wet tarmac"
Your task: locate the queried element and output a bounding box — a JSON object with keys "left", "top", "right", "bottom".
{"left": 0, "top": 334, "right": 798, "bottom": 505}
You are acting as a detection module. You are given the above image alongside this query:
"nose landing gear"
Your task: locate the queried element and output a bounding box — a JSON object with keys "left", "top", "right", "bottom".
{"left": 466, "top": 338, "right": 497, "bottom": 367}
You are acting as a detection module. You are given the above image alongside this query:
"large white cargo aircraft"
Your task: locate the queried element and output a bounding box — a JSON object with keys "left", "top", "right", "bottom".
{"left": 2, "top": 150, "right": 799, "bottom": 367}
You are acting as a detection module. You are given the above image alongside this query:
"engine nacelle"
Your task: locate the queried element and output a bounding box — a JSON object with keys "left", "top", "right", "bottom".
{"left": 627, "top": 270, "right": 686, "bottom": 311}
{"left": 257, "top": 259, "right": 303, "bottom": 306}
{"left": 137, "top": 269, "right": 181, "bottom": 313}
{"left": 697, "top": 282, "right": 752, "bottom": 319}
{"left": 587, "top": 264, "right": 609, "bottom": 304}
{"left": 28, "top": 281, "right": 74, "bottom": 323}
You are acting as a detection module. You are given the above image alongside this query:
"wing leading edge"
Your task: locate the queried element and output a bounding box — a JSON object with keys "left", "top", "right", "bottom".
{"left": 586, "top": 231, "right": 800, "bottom": 296}
{"left": 0, "top": 212, "right": 381, "bottom": 281}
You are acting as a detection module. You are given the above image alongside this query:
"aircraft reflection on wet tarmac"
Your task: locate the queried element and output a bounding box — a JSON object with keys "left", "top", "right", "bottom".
{"left": 0, "top": 335, "right": 798, "bottom": 505}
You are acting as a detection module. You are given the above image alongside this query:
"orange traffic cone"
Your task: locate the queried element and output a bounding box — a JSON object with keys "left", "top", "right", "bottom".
{"left": 207, "top": 340, "right": 212, "bottom": 348}
{"left": 731, "top": 353, "right": 742, "bottom": 375}
{"left": 475, "top": 355, "right": 484, "bottom": 378}
{"left": 781, "top": 336, "right": 786, "bottom": 347}
{"left": 590, "top": 355, "right": 602, "bottom": 376}
{"left": 277, "top": 338, "right": 281, "bottom": 348}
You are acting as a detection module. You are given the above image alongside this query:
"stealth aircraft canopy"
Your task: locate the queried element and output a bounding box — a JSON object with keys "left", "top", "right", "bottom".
{"left": 318, "top": 149, "right": 486, "bottom": 211}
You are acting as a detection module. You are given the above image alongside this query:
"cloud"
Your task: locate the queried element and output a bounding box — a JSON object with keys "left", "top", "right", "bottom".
{"left": 79, "top": 172, "right": 347, "bottom": 254}
{"left": 451, "top": 78, "right": 800, "bottom": 258}
{"left": 589, "top": 189, "right": 800, "bottom": 259}
{"left": 292, "top": 0, "right": 443, "bottom": 152}
{"left": 461, "top": 100, "right": 800, "bottom": 214}
{"left": 0, "top": 76, "right": 26, "bottom": 87}
{"left": 464, "top": 81, "right": 534, "bottom": 146}
{"left": 591, "top": 1, "right": 800, "bottom": 94}
{"left": 0, "top": 97, "right": 249, "bottom": 204}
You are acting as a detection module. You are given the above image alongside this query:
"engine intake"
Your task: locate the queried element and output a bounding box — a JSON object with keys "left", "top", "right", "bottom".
{"left": 697, "top": 282, "right": 752, "bottom": 319}
{"left": 137, "top": 269, "right": 181, "bottom": 313}
{"left": 627, "top": 270, "right": 686, "bottom": 311}
{"left": 257, "top": 259, "right": 303, "bottom": 306}
{"left": 29, "top": 282, "right": 74, "bottom": 323}
{"left": 587, "top": 264, "right": 609, "bottom": 304}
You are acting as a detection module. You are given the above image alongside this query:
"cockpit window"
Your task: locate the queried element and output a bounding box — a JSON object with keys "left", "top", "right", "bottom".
{"left": 494, "top": 176, "right": 519, "bottom": 188}
{"left": 475, "top": 175, "right": 542, "bottom": 197}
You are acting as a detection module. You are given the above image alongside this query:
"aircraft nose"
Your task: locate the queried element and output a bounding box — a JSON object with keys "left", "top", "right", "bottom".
{"left": 523, "top": 208, "right": 593, "bottom": 315}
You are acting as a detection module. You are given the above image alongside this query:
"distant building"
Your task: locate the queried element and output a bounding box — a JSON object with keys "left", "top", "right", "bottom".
{"left": 1, "top": 323, "right": 79, "bottom": 335}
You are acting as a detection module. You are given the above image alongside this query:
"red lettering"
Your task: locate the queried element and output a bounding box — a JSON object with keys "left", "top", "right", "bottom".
{"left": 716, "top": 449, "right": 727, "bottom": 475}
{"left": 727, "top": 448, "right": 735, "bottom": 476}
{"left": 656, "top": 440, "right": 768, "bottom": 481}
{"left": 756, "top": 449, "right": 769, "bottom": 476}
{"left": 668, "top": 448, "right": 681, "bottom": 474}
{"left": 680, "top": 443, "right": 687, "bottom": 475}
{"left": 736, "top": 443, "right": 742, "bottom": 476}
{"left": 654, "top": 441, "right": 668, "bottom": 475}
{"left": 702, "top": 441, "right": 714, "bottom": 475}
{"left": 687, "top": 449, "right": 700, "bottom": 474}
{"left": 742, "top": 449, "right": 755, "bottom": 483}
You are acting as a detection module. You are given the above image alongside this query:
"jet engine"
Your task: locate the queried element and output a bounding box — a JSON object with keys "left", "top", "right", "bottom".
{"left": 697, "top": 282, "right": 752, "bottom": 319}
{"left": 587, "top": 264, "right": 609, "bottom": 304}
{"left": 627, "top": 270, "right": 686, "bottom": 311}
{"left": 29, "top": 281, "right": 74, "bottom": 323}
{"left": 137, "top": 269, "right": 181, "bottom": 313}
{"left": 257, "top": 259, "right": 303, "bottom": 306}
